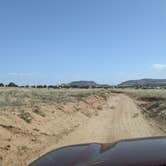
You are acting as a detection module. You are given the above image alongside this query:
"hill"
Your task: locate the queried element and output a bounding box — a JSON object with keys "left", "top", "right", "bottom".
{"left": 118, "top": 79, "right": 166, "bottom": 88}
{"left": 68, "top": 81, "right": 110, "bottom": 88}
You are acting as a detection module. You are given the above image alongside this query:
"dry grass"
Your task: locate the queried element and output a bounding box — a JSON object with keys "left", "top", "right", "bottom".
{"left": 111, "top": 89, "right": 166, "bottom": 100}
{"left": 112, "top": 88, "right": 166, "bottom": 123}
{"left": 0, "top": 87, "right": 109, "bottom": 112}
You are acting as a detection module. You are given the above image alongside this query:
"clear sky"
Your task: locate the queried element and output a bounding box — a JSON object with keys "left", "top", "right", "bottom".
{"left": 1, "top": 0, "right": 166, "bottom": 85}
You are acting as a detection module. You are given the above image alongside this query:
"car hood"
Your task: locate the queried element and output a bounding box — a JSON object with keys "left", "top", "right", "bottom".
{"left": 29, "top": 137, "right": 166, "bottom": 166}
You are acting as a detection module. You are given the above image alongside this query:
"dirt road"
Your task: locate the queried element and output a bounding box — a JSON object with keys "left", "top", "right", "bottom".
{"left": 30, "top": 94, "right": 165, "bottom": 164}
{"left": 53, "top": 94, "right": 164, "bottom": 147}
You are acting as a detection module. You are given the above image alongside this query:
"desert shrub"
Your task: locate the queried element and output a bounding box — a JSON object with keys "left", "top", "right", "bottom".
{"left": 0, "top": 83, "right": 4, "bottom": 87}
{"left": 19, "top": 111, "right": 32, "bottom": 123}
{"left": 32, "top": 106, "right": 45, "bottom": 117}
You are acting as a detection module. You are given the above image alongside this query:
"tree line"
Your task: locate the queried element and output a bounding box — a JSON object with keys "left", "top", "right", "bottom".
{"left": 0, "top": 82, "right": 111, "bottom": 89}
{"left": 0, "top": 82, "right": 61, "bottom": 88}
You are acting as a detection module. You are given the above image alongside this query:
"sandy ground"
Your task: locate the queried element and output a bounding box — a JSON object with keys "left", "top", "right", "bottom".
{"left": 0, "top": 94, "right": 165, "bottom": 166}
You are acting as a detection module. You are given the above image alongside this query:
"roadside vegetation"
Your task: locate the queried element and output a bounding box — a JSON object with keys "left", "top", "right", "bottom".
{"left": 0, "top": 88, "right": 109, "bottom": 112}
{"left": 112, "top": 89, "right": 166, "bottom": 124}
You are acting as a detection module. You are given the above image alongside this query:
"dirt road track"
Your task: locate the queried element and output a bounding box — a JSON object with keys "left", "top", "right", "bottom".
{"left": 42, "top": 94, "right": 165, "bottom": 155}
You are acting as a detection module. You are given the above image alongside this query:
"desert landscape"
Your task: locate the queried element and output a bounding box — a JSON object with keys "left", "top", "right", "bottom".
{"left": 0, "top": 87, "right": 166, "bottom": 166}
{"left": 1, "top": 0, "right": 166, "bottom": 165}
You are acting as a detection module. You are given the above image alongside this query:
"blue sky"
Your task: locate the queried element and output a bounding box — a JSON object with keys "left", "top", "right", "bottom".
{"left": 1, "top": 0, "right": 166, "bottom": 85}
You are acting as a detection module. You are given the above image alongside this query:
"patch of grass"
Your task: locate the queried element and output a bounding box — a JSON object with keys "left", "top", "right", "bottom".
{"left": 0, "top": 88, "right": 109, "bottom": 112}
{"left": 19, "top": 111, "right": 33, "bottom": 123}
{"left": 32, "top": 106, "right": 45, "bottom": 117}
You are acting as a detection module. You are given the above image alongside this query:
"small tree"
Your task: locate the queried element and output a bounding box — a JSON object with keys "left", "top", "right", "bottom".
{"left": 36, "top": 85, "right": 43, "bottom": 88}
{"left": 0, "top": 83, "right": 4, "bottom": 87}
{"left": 48, "top": 85, "right": 59, "bottom": 89}
{"left": 7, "top": 82, "right": 18, "bottom": 87}
{"left": 43, "top": 85, "right": 47, "bottom": 88}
